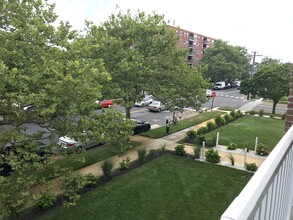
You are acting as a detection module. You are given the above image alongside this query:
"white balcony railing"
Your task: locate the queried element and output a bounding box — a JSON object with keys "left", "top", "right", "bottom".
{"left": 221, "top": 125, "right": 293, "bottom": 220}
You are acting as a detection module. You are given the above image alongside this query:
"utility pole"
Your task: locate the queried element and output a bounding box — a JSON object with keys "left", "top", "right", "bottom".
{"left": 250, "top": 51, "right": 262, "bottom": 75}
{"left": 247, "top": 51, "right": 262, "bottom": 100}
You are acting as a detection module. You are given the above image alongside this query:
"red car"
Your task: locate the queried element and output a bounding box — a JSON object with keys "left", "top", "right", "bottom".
{"left": 96, "top": 99, "right": 113, "bottom": 108}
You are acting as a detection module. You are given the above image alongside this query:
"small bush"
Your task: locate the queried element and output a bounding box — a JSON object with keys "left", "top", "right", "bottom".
{"left": 35, "top": 190, "right": 56, "bottom": 209}
{"left": 137, "top": 148, "right": 147, "bottom": 161}
{"left": 205, "top": 149, "right": 221, "bottom": 163}
{"left": 84, "top": 173, "right": 97, "bottom": 188}
{"left": 206, "top": 121, "right": 217, "bottom": 131}
{"left": 101, "top": 159, "right": 113, "bottom": 180}
{"left": 245, "top": 163, "right": 258, "bottom": 172}
{"left": 270, "top": 114, "right": 275, "bottom": 118}
{"left": 221, "top": 117, "right": 226, "bottom": 125}
{"left": 148, "top": 149, "right": 157, "bottom": 157}
{"left": 119, "top": 157, "right": 131, "bottom": 170}
{"left": 206, "top": 136, "right": 216, "bottom": 147}
{"left": 282, "top": 113, "right": 286, "bottom": 120}
{"left": 60, "top": 172, "right": 86, "bottom": 207}
{"left": 197, "top": 126, "right": 208, "bottom": 135}
{"left": 229, "top": 110, "right": 236, "bottom": 119}
{"left": 186, "top": 130, "right": 197, "bottom": 139}
{"left": 256, "top": 143, "right": 271, "bottom": 156}
{"left": 174, "top": 144, "right": 186, "bottom": 156}
{"left": 194, "top": 146, "right": 201, "bottom": 159}
{"left": 249, "top": 110, "right": 255, "bottom": 115}
{"left": 259, "top": 109, "right": 264, "bottom": 117}
{"left": 215, "top": 115, "right": 223, "bottom": 127}
{"left": 224, "top": 114, "right": 233, "bottom": 123}
{"left": 236, "top": 110, "right": 243, "bottom": 118}
{"left": 227, "top": 142, "right": 238, "bottom": 150}
{"left": 185, "top": 130, "right": 197, "bottom": 143}
{"left": 227, "top": 153, "right": 235, "bottom": 166}
{"left": 160, "top": 144, "right": 166, "bottom": 151}
{"left": 195, "top": 135, "right": 206, "bottom": 146}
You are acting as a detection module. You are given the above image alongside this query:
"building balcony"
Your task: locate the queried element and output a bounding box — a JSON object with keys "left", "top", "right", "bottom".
{"left": 221, "top": 125, "right": 293, "bottom": 220}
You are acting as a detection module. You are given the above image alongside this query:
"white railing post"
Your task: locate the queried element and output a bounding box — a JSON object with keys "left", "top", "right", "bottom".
{"left": 255, "top": 137, "right": 258, "bottom": 154}
{"left": 202, "top": 141, "right": 205, "bottom": 159}
{"left": 244, "top": 148, "right": 247, "bottom": 167}
{"left": 216, "top": 132, "right": 219, "bottom": 147}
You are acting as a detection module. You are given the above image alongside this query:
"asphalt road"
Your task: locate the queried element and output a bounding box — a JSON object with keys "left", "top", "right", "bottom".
{"left": 0, "top": 88, "right": 287, "bottom": 138}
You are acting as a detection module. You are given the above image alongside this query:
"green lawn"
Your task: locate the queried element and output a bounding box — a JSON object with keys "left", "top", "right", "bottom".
{"left": 38, "top": 154, "right": 252, "bottom": 220}
{"left": 205, "top": 116, "right": 285, "bottom": 150}
{"left": 141, "top": 111, "right": 224, "bottom": 138}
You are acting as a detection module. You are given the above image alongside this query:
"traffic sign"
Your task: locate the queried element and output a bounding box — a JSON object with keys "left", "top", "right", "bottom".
{"left": 212, "top": 92, "right": 217, "bottom": 97}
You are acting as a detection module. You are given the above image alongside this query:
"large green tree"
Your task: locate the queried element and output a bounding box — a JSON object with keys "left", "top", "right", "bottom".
{"left": 0, "top": 1, "right": 132, "bottom": 218}
{"left": 239, "top": 77, "right": 258, "bottom": 100}
{"left": 252, "top": 59, "right": 291, "bottom": 114}
{"left": 200, "top": 40, "right": 250, "bottom": 83}
{"left": 83, "top": 10, "right": 209, "bottom": 118}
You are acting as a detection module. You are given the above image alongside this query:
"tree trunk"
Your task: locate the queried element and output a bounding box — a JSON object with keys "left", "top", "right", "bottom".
{"left": 9, "top": 207, "right": 18, "bottom": 220}
{"left": 272, "top": 101, "right": 277, "bottom": 115}
{"left": 247, "top": 93, "right": 250, "bottom": 100}
{"left": 125, "top": 106, "right": 131, "bottom": 118}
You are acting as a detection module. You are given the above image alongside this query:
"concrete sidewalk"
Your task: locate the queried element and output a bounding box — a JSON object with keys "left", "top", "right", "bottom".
{"left": 239, "top": 98, "right": 263, "bottom": 112}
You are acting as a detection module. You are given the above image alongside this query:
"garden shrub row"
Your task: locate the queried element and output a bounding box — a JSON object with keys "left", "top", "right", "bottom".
{"left": 184, "top": 109, "right": 244, "bottom": 146}
{"left": 183, "top": 110, "right": 273, "bottom": 157}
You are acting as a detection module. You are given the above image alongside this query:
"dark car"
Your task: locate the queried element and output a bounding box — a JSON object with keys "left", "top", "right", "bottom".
{"left": 131, "top": 118, "right": 151, "bottom": 134}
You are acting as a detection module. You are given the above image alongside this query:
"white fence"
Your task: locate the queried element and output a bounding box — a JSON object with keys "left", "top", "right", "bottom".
{"left": 220, "top": 125, "right": 293, "bottom": 220}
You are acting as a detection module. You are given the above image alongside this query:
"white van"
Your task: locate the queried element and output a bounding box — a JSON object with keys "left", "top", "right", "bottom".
{"left": 214, "top": 81, "right": 226, "bottom": 90}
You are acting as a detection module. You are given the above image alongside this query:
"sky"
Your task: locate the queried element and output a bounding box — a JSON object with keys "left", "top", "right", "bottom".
{"left": 49, "top": 0, "right": 293, "bottom": 63}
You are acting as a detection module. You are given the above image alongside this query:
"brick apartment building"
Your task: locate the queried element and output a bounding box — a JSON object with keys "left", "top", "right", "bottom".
{"left": 167, "top": 23, "right": 215, "bottom": 66}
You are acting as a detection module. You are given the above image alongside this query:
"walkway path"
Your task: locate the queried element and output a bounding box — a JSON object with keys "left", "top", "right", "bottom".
{"left": 239, "top": 98, "right": 263, "bottom": 112}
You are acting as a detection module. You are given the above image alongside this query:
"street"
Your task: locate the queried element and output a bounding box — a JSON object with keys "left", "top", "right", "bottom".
{"left": 0, "top": 88, "right": 287, "bottom": 138}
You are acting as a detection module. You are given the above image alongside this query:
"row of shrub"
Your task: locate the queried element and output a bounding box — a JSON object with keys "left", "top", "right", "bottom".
{"left": 185, "top": 109, "right": 272, "bottom": 156}
{"left": 185, "top": 109, "right": 244, "bottom": 145}
{"left": 34, "top": 146, "right": 165, "bottom": 210}
{"left": 248, "top": 109, "right": 286, "bottom": 119}
{"left": 174, "top": 144, "right": 258, "bottom": 171}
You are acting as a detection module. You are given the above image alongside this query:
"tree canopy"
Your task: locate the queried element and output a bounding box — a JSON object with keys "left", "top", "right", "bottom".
{"left": 83, "top": 10, "right": 209, "bottom": 117}
{"left": 0, "top": 1, "right": 133, "bottom": 217}
{"left": 252, "top": 59, "right": 291, "bottom": 114}
{"left": 200, "top": 40, "right": 250, "bottom": 83}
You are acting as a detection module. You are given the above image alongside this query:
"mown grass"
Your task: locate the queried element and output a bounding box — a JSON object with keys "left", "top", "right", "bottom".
{"left": 141, "top": 111, "right": 224, "bottom": 138}
{"left": 205, "top": 116, "right": 284, "bottom": 150}
{"left": 38, "top": 154, "right": 252, "bottom": 220}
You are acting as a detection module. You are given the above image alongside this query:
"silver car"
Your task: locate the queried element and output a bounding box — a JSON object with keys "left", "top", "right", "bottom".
{"left": 147, "top": 101, "right": 167, "bottom": 112}
{"left": 134, "top": 95, "right": 154, "bottom": 107}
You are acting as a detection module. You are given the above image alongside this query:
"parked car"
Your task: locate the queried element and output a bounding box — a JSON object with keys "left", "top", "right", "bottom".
{"left": 147, "top": 101, "right": 167, "bottom": 112}
{"left": 206, "top": 89, "right": 212, "bottom": 97}
{"left": 95, "top": 99, "right": 113, "bottom": 108}
{"left": 23, "top": 104, "right": 36, "bottom": 111}
{"left": 131, "top": 118, "right": 151, "bottom": 134}
{"left": 134, "top": 95, "right": 154, "bottom": 107}
{"left": 58, "top": 135, "right": 104, "bottom": 150}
